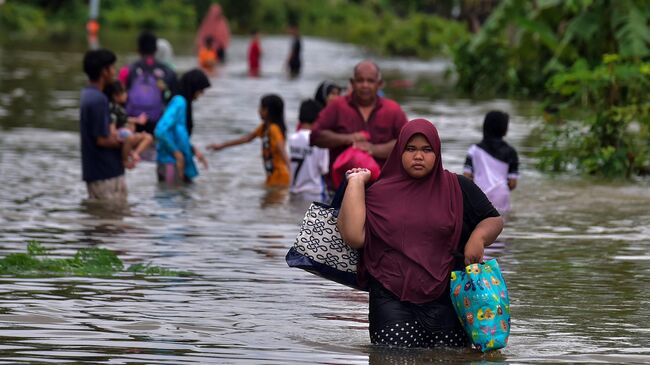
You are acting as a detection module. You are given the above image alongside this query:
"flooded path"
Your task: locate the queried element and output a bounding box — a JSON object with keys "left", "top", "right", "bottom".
{"left": 0, "top": 33, "right": 649, "bottom": 364}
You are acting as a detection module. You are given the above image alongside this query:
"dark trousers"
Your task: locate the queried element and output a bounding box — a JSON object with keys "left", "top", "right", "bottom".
{"left": 368, "top": 277, "right": 469, "bottom": 348}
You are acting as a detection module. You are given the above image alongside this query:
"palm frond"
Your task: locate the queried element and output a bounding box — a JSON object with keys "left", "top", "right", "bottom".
{"left": 612, "top": 0, "right": 650, "bottom": 57}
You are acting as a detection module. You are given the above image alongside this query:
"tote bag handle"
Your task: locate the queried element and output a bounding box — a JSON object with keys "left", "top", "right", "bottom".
{"left": 329, "top": 178, "right": 348, "bottom": 212}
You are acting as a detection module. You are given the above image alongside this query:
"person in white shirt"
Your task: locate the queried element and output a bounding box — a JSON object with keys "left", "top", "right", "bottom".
{"left": 463, "top": 110, "right": 519, "bottom": 215}
{"left": 289, "top": 99, "right": 330, "bottom": 202}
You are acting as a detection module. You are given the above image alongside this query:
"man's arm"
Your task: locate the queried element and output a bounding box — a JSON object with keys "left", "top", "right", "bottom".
{"left": 93, "top": 98, "right": 121, "bottom": 148}
{"left": 312, "top": 130, "right": 366, "bottom": 149}
{"left": 96, "top": 134, "right": 121, "bottom": 148}
{"left": 354, "top": 105, "right": 406, "bottom": 158}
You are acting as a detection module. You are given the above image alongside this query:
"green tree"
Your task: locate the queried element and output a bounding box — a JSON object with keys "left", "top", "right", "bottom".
{"left": 453, "top": 0, "right": 650, "bottom": 177}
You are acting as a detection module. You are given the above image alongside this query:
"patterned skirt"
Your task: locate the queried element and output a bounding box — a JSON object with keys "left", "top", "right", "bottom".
{"left": 368, "top": 277, "right": 469, "bottom": 348}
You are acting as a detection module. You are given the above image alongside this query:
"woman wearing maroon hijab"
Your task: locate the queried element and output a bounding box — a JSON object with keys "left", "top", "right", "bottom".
{"left": 338, "top": 119, "right": 503, "bottom": 348}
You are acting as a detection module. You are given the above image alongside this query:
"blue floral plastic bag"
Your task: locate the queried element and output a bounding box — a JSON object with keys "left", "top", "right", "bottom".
{"left": 449, "top": 259, "right": 510, "bottom": 352}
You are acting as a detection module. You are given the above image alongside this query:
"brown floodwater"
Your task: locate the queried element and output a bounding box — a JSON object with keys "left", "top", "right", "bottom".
{"left": 0, "top": 31, "right": 649, "bottom": 364}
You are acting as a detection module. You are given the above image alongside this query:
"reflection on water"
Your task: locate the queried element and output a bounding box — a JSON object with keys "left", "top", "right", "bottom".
{"left": 1, "top": 32, "right": 650, "bottom": 364}
{"left": 261, "top": 187, "right": 289, "bottom": 208}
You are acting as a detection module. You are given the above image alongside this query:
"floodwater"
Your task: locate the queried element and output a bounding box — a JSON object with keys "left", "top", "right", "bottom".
{"left": 1, "top": 31, "right": 649, "bottom": 364}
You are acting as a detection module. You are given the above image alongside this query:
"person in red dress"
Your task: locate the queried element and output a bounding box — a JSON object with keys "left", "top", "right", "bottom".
{"left": 248, "top": 30, "right": 261, "bottom": 77}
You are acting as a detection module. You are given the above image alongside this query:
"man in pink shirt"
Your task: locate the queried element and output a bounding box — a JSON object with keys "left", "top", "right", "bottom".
{"left": 310, "top": 60, "right": 408, "bottom": 188}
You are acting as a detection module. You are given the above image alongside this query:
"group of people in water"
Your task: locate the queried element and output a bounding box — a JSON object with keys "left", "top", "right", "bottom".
{"left": 79, "top": 28, "right": 519, "bottom": 350}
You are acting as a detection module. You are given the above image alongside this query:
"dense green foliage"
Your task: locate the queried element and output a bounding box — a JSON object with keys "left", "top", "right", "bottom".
{"left": 453, "top": 0, "right": 650, "bottom": 177}
{"left": 0, "top": 0, "right": 468, "bottom": 58}
{"left": 0, "top": 241, "right": 194, "bottom": 277}
{"left": 539, "top": 56, "right": 650, "bottom": 177}
{"left": 216, "top": 0, "right": 468, "bottom": 58}
{"left": 0, "top": 0, "right": 195, "bottom": 35}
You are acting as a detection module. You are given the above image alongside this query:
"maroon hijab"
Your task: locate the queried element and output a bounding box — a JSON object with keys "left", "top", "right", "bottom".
{"left": 360, "top": 119, "right": 463, "bottom": 304}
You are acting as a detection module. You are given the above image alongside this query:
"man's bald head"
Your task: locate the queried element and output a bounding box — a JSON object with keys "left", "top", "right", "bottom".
{"left": 350, "top": 60, "right": 383, "bottom": 107}
{"left": 353, "top": 60, "right": 382, "bottom": 81}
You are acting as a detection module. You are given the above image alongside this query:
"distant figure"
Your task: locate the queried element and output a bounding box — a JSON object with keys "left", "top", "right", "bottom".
{"left": 155, "top": 38, "right": 175, "bottom": 70}
{"left": 286, "top": 24, "right": 302, "bottom": 78}
{"left": 463, "top": 110, "right": 519, "bottom": 215}
{"left": 80, "top": 49, "right": 126, "bottom": 201}
{"left": 207, "top": 94, "right": 291, "bottom": 187}
{"left": 196, "top": 4, "right": 231, "bottom": 63}
{"left": 314, "top": 81, "right": 342, "bottom": 108}
{"left": 154, "top": 69, "right": 211, "bottom": 184}
{"left": 125, "top": 31, "right": 179, "bottom": 134}
{"left": 289, "top": 99, "right": 329, "bottom": 202}
{"left": 310, "top": 60, "right": 408, "bottom": 189}
{"left": 248, "top": 29, "right": 262, "bottom": 77}
{"left": 104, "top": 81, "right": 153, "bottom": 169}
{"left": 543, "top": 105, "right": 561, "bottom": 124}
{"left": 198, "top": 35, "right": 218, "bottom": 72}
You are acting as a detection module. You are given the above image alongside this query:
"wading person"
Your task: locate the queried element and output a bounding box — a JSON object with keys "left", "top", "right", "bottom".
{"left": 286, "top": 24, "right": 302, "bottom": 78}
{"left": 154, "top": 69, "right": 211, "bottom": 184}
{"left": 288, "top": 99, "right": 330, "bottom": 202}
{"left": 208, "top": 94, "right": 291, "bottom": 187}
{"left": 125, "top": 31, "right": 178, "bottom": 134}
{"left": 338, "top": 119, "right": 503, "bottom": 348}
{"left": 310, "top": 60, "right": 408, "bottom": 189}
{"left": 104, "top": 81, "right": 152, "bottom": 169}
{"left": 463, "top": 110, "right": 519, "bottom": 215}
{"left": 248, "top": 29, "right": 262, "bottom": 77}
{"left": 313, "top": 80, "right": 342, "bottom": 108}
{"left": 80, "top": 49, "right": 126, "bottom": 201}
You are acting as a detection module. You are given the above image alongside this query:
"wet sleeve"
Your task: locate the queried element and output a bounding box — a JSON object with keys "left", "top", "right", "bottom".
{"left": 508, "top": 146, "right": 519, "bottom": 179}
{"left": 457, "top": 174, "right": 500, "bottom": 225}
{"left": 309, "top": 103, "right": 337, "bottom": 146}
{"left": 154, "top": 96, "right": 183, "bottom": 152}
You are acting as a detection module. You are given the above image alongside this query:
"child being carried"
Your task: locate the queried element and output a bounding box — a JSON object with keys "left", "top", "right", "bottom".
{"left": 105, "top": 81, "right": 154, "bottom": 168}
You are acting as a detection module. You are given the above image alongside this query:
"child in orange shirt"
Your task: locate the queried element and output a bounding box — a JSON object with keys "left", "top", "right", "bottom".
{"left": 207, "top": 94, "right": 290, "bottom": 187}
{"left": 198, "top": 36, "right": 217, "bottom": 71}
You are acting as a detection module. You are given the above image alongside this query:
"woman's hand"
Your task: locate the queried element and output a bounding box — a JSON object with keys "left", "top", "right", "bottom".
{"left": 464, "top": 239, "right": 485, "bottom": 266}
{"left": 345, "top": 168, "right": 371, "bottom": 184}
{"left": 207, "top": 143, "right": 224, "bottom": 151}
{"left": 463, "top": 216, "right": 503, "bottom": 265}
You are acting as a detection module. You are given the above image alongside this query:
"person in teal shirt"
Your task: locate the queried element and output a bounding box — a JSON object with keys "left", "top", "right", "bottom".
{"left": 154, "top": 69, "right": 211, "bottom": 184}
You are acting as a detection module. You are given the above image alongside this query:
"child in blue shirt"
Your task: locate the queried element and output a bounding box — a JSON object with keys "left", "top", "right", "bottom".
{"left": 154, "top": 69, "right": 210, "bottom": 184}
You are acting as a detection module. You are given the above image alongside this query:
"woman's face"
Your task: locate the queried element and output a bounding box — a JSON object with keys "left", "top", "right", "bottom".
{"left": 258, "top": 106, "right": 268, "bottom": 120}
{"left": 401, "top": 133, "right": 436, "bottom": 179}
